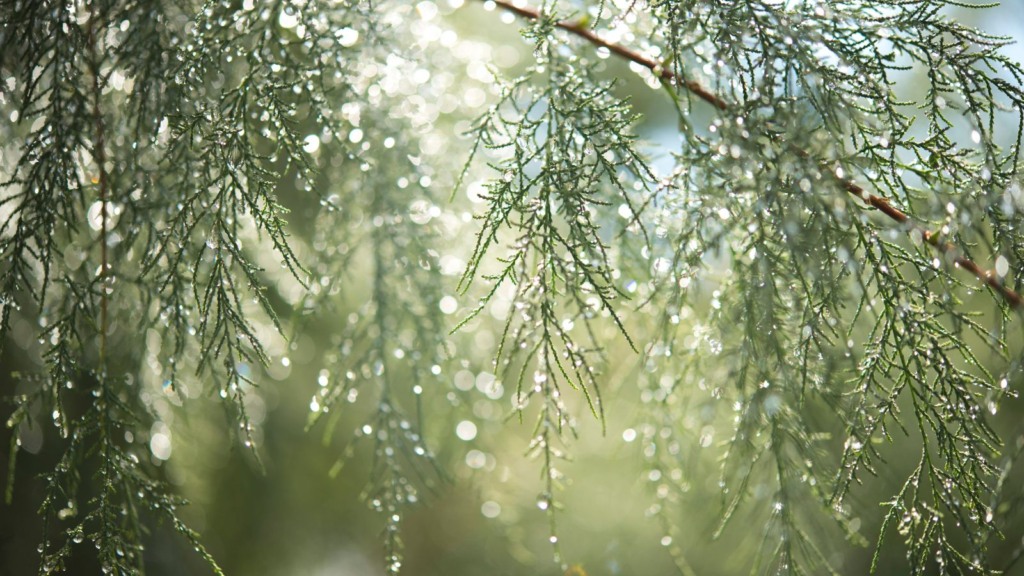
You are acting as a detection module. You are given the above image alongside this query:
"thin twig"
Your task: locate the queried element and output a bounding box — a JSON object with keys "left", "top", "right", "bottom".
{"left": 488, "top": 0, "right": 1023, "bottom": 310}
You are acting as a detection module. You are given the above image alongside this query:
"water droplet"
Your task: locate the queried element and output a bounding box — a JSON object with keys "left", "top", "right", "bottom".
{"left": 995, "top": 255, "right": 1009, "bottom": 277}
{"left": 150, "top": 432, "right": 172, "bottom": 460}
{"left": 302, "top": 134, "right": 320, "bottom": 153}
{"left": 439, "top": 295, "right": 458, "bottom": 314}
{"left": 481, "top": 501, "right": 501, "bottom": 518}
{"left": 278, "top": 8, "right": 298, "bottom": 29}
{"left": 465, "top": 449, "right": 486, "bottom": 469}
{"left": 336, "top": 27, "right": 359, "bottom": 47}
{"left": 455, "top": 420, "right": 477, "bottom": 441}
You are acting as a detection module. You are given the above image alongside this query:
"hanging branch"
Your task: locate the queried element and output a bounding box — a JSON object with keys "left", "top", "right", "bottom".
{"left": 488, "top": 0, "right": 1023, "bottom": 310}
{"left": 87, "top": 1, "right": 111, "bottom": 362}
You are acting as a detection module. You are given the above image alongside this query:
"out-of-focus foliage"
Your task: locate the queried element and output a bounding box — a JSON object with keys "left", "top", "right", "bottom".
{"left": 2, "top": 1, "right": 1024, "bottom": 575}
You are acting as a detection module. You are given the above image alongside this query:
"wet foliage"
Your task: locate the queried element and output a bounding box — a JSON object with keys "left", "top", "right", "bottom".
{"left": 2, "top": 0, "right": 1024, "bottom": 575}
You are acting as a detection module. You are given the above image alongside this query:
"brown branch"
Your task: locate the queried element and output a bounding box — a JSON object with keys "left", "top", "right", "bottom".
{"left": 489, "top": 0, "right": 1023, "bottom": 310}
{"left": 842, "top": 174, "right": 1022, "bottom": 309}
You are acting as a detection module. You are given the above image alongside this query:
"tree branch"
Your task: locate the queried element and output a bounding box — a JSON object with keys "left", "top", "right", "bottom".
{"left": 488, "top": 0, "right": 1023, "bottom": 310}
{"left": 88, "top": 5, "right": 112, "bottom": 361}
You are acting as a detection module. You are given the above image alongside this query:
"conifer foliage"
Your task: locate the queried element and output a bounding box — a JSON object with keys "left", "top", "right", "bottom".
{"left": 2, "top": 0, "right": 1024, "bottom": 574}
